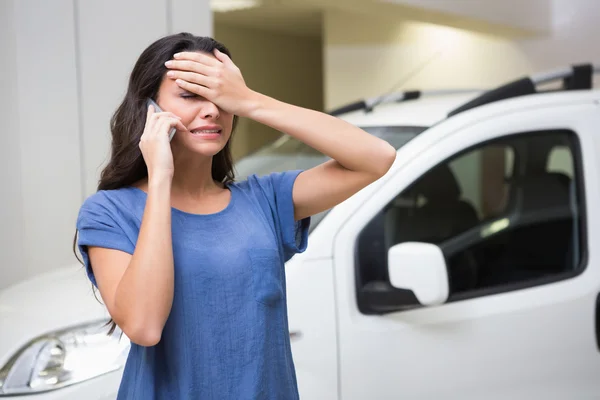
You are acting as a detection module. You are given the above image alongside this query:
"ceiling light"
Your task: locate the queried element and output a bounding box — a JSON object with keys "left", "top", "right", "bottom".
{"left": 210, "top": 0, "right": 260, "bottom": 12}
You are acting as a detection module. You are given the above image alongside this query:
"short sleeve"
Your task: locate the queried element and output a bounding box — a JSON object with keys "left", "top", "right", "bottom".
{"left": 252, "top": 170, "right": 311, "bottom": 261}
{"left": 76, "top": 192, "right": 135, "bottom": 287}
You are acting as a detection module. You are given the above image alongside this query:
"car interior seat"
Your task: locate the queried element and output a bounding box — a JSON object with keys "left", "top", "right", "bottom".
{"left": 478, "top": 172, "right": 574, "bottom": 286}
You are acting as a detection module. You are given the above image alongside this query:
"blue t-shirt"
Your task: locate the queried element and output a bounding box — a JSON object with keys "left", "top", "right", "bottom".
{"left": 76, "top": 171, "right": 310, "bottom": 400}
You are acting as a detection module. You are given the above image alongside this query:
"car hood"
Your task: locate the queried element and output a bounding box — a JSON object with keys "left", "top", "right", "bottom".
{"left": 0, "top": 265, "right": 109, "bottom": 366}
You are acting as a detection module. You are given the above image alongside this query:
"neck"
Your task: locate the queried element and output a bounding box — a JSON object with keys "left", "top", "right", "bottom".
{"left": 170, "top": 153, "right": 221, "bottom": 198}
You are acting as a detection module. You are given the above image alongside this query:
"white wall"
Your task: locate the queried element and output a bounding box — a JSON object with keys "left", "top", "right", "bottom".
{"left": 0, "top": 0, "right": 26, "bottom": 287}
{"left": 383, "top": 0, "right": 553, "bottom": 33}
{"left": 78, "top": 0, "right": 211, "bottom": 197}
{"left": 0, "top": 0, "right": 212, "bottom": 289}
{"left": 324, "top": 0, "right": 600, "bottom": 109}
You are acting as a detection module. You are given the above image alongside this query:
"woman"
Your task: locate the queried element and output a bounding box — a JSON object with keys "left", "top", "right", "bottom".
{"left": 75, "top": 32, "right": 396, "bottom": 399}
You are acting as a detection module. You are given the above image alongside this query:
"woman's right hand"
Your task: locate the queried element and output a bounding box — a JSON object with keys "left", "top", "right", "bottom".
{"left": 139, "top": 105, "right": 186, "bottom": 180}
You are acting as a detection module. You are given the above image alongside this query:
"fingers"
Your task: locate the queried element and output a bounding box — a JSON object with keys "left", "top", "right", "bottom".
{"left": 165, "top": 59, "right": 215, "bottom": 76}
{"left": 146, "top": 104, "right": 158, "bottom": 135}
{"left": 166, "top": 70, "right": 213, "bottom": 88}
{"left": 174, "top": 79, "right": 211, "bottom": 98}
{"left": 213, "top": 48, "right": 235, "bottom": 68}
{"left": 156, "top": 117, "right": 177, "bottom": 138}
{"left": 172, "top": 51, "right": 220, "bottom": 67}
{"left": 146, "top": 104, "right": 154, "bottom": 119}
{"left": 146, "top": 117, "right": 177, "bottom": 143}
{"left": 174, "top": 119, "right": 187, "bottom": 131}
{"left": 143, "top": 110, "right": 182, "bottom": 140}
{"left": 165, "top": 51, "right": 236, "bottom": 98}
{"left": 159, "top": 116, "right": 186, "bottom": 134}
{"left": 153, "top": 111, "right": 180, "bottom": 123}
{"left": 157, "top": 113, "right": 182, "bottom": 130}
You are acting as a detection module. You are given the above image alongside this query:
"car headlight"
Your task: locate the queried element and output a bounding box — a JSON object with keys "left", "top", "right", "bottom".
{"left": 0, "top": 320, "right": 130, "bottom": 395}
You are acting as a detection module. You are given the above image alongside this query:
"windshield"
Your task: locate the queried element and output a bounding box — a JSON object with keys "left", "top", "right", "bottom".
{"left": 234, "top": 125, "right": 428, "bottom": 230}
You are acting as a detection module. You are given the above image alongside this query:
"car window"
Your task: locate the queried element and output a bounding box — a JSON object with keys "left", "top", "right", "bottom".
{"left": 448, "top": 144, "right": 515, "bottom": 221}
{"left": 547, "top": 145, "right": 574, "bottom": 178}
{"left": 356, "top": 129, "right": 584, "bottom": 306}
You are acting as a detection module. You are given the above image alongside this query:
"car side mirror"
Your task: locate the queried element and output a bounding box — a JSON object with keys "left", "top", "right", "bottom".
{"left": 387, "top": 242, "right": 449, "bottom": 306}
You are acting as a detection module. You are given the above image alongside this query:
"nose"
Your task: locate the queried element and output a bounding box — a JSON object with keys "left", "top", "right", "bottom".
{"left": 199, "top": 101, "right": 220, "bottom": 120}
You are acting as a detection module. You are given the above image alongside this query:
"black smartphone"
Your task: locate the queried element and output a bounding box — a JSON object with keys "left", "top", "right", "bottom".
{"left": 146, "top": 98, "right": 176, "bottom": 141}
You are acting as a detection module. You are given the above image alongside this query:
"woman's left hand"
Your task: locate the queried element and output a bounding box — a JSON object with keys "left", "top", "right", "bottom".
{"left": 165, "top": 49, "right": 256, "bottom": 116}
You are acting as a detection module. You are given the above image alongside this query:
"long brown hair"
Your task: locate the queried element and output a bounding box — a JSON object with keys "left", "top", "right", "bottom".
{"left": 73, "top": 33, "right": 238, "bottom": 335}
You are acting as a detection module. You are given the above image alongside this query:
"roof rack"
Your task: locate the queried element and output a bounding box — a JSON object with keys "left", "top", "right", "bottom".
{"left": 328, "top": 89, "right": 482, "bottom": 116}
{"left": 448, "top": 63, "right": 599, "bottom": 117}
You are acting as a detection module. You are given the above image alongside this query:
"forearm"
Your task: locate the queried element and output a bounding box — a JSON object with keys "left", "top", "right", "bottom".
{"left": 114, "top": 176, "right": 174, "bottom": 340}
{"left": 245, "top": 92, "right": 397, "bottom": 176}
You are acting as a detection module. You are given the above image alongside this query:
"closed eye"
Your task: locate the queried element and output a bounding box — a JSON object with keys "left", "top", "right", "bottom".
{"left": 179, "top": 89, "right": 200, "bottom": 99}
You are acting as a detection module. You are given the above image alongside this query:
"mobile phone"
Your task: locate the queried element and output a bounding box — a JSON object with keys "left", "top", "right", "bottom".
{"left": 146, "top": 98, "right": 177, "bottom": 141}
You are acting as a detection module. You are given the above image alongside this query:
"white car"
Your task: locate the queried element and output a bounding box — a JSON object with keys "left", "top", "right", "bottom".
{"left": 2, "top": 64, "right": 600, "bottom": 399}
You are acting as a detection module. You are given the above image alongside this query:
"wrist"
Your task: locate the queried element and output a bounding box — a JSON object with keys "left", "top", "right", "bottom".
{"left": 239, "top": 90, "right": 269, "bottom": 119}
{"left": 148, "top": 172, "right": 173, "bottom": 189}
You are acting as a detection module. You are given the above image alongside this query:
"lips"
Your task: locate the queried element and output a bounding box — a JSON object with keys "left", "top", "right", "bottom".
{"left": 189, "top": 125, "right": 222, "bottom": 135}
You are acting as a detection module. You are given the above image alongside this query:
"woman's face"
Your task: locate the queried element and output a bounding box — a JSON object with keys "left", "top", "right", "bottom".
{"left": 154, "top": 52, "right": 234, "bottom": 157}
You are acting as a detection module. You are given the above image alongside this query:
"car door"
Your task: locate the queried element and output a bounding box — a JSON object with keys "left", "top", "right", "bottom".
{"left": 333, "top": 96, "right": 600, "bottom": 400}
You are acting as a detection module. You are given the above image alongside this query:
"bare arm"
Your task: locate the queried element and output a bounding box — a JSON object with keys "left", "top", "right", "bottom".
{"left": 246, "top": 94, "right": 397, "bottom": 220}
{"left": 87, "top": 107, "right": 184, "bottom": 346}
{"left": 89, "top": 177, "right": 173, "bottom": 346}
